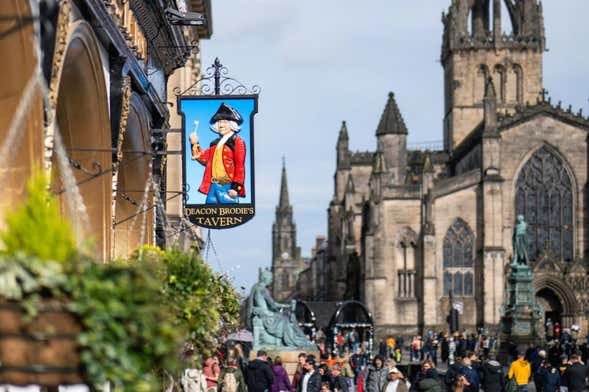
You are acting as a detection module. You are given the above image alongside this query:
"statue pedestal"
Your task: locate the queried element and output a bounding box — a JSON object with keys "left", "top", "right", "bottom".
{"left": 499, "top": 263, "right": 543, "bottom": 357}
{"left": 249, "top": 350, "right": 320, "bottom": 378}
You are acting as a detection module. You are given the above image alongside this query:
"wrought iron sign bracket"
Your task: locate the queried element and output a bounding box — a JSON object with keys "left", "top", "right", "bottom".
{"left": 174, "top": 57, "right": 260, "bottom": 97}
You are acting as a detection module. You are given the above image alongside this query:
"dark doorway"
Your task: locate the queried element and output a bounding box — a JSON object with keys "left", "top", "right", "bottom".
{"left": 536, "top": 288, "right": 563, "bottom": 327}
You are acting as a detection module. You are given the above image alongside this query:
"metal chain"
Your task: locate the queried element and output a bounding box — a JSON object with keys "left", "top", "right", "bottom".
{"left": 0, "top": 72, "right": 39, "bottom": 189}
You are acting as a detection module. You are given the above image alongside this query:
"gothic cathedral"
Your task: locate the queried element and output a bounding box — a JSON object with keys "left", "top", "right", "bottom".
{"left": 325, "top": 0, "right": 589, "bottom": 337}
{"left": 271, "top": 161, "right": 308, "bottom": 301}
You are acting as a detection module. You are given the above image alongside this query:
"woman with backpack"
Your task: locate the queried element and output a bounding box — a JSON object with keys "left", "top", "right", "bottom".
{"left": 218, "top": 358, "right": 246, "bottom": 392}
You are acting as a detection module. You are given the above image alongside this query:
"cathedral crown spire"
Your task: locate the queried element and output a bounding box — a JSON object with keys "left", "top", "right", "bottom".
{"left": 376, "top": 92, "right": 408, "bottom": 136}
{"left": 442, "top": 0, "right": 545, "bottom": 62}
{"left": 279, "top": 157, "right": 290, "bottom": 208}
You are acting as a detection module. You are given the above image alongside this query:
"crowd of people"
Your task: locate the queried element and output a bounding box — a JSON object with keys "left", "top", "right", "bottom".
{"left": 180, "top": 326, "right": 589, "bottom": 392}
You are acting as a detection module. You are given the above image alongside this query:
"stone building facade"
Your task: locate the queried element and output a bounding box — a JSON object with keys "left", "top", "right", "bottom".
{"left": 0, "top": 0, "right": 211, "bottom": 260}
{"left": 321, "top": 0, "right": 589, "bottom": 338}
{"left": 166, "top": 1, "right": 213, "bottom": 249}
{"left": 271, "top": 162, "right": 308, "bottom": 301}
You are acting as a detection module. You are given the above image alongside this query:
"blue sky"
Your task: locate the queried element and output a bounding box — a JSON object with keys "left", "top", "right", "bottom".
{"left": 198, "top": 1, "right": 589, "bottom": 293}
{"left": 180, "top": 97, "right": 256, "bottom": 205}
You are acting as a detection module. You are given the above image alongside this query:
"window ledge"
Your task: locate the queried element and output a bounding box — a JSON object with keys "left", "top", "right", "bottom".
{"left": 395, "top": 297, "right": 417, "bottom": 302}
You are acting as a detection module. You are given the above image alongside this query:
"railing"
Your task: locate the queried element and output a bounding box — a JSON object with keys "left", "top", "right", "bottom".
{"left": 407, "top": 140, "right": 444, "bottom": 151}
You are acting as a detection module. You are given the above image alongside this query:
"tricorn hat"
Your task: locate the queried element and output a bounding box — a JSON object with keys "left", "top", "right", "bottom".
{"left": 210, "top": 103, "right": 243, "bottom": 125}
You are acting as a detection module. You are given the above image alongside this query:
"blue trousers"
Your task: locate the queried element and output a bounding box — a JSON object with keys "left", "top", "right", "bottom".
{"left": 206, "top": 183, "right": 239, "bottom": 204}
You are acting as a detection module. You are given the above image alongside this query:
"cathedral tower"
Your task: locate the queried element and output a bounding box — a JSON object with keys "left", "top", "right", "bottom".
{"left": 271, "top": 160, "right": 300, "bottom": 299}
{"left": 442, "top": 0, "right": 545, "bottom": 151}
{"left": 375, "top": 92, "right": 408, "bottom": 185}
{"left": 334, "top": 121, "right": 351, "bottom": 201}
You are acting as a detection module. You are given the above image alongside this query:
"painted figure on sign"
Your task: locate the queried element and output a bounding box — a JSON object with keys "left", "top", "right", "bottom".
{"left": 189, "top": 103, "right": 246, "bottom": 204}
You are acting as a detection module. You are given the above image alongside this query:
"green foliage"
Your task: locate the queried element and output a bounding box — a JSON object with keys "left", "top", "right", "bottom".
{"left": 0, "top": 254, "right": 66, "bottom": 300}
{"left": 134, "top": 246, "right": 240, "bottom": 360}
{"left": 0, "top": 171, "right": 241, "bottom": 389}
{"left": 213, "top": 274, "right": 240, "bottom": 336}
{"left": 0, "top": 170, "right": 77, "bottom": 263}
{"left": 70, "top": 260, "right": 185, "bottom": 391}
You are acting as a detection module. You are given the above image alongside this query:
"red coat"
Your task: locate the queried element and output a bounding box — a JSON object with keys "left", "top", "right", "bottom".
{"left": 192, "top": 134, "right": 246, "bottom": 197}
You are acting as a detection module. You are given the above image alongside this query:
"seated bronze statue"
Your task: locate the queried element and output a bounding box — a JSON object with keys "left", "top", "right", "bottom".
{"left": 246, "top": 270, "right": 316, "bottom": 350}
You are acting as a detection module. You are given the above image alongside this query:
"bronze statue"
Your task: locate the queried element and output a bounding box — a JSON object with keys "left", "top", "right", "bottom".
{"left": 246, "top": 270, "right": 316, "bottom": 350}
{"left": 512, "top": 215, "right": 529, "bottom": 265}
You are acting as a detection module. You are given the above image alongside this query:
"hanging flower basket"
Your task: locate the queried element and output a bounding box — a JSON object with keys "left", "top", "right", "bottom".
{"left": 0, "top": 298, "right": 84, "bottom": 387}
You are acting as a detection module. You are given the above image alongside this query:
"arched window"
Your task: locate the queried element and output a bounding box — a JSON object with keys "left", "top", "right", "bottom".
{"left": 477, "top": 65, "right": 489, "bottom": 103}
{"left": 494, "top": 65, "right": 506, "bottom": 103}
{"left": 397, "top": 228, "right": 417, "bottom": 298}
{"left": 443, "top": 219, "right": 474, "bottom": 297}
{"left": 515, "top": 146, "right": 574, "bottom": 262}
{"left": 282, "top": 272, "right": 289, "bottom": 288}
{"left": 513, "top": 64, "right": 523, "bottom": 103}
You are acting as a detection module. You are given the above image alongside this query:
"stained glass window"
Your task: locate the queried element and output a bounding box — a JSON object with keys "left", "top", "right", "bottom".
{"left": 515, "top": 147, "right": 574, "bottom": 262}
{"left": 444, "top": 272, "right": 452, "bottom": 296}
{"left": 464, "top": 272, "right": 474, "bottom": 296}
{"left": 442, "top": 219, "right": 475, "bottom": 297}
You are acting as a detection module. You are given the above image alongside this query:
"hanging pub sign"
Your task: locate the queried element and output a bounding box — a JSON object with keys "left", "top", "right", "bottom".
{"left": 177, "top": 58, "right": 259, "bottom": 229}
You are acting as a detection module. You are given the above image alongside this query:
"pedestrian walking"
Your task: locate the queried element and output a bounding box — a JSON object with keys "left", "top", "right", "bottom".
{"left": 441, "top": 334, "right": 449, "bottom": 365}
{"left": 293, "top": 353, "right": 308, "bottom": 392}
{"left": 393, "top": 347, "right": 402, "bottom": 364}
{"left": 537, "top": 360, "right": 560, "bottom": 392}
{"left": 480, "top": 355, "right": 504, "bottom": 392}
{"left": 204, "top": 356, "right": 221, "bottom": 392}
{"left": 332, "top": 364, "right": 349, "bottom": 392}
{"left": 458, "top": 355, "right": 480, "bottom": 392}
{"left": 298, "top": 355, "right": 322, "bottom": 392}
{"left": 413, "top": 360, "right": 442, "bottom": 392}
{"left": 562, "top": 354, "right": 589, "bottom": 392}
{"left": 507, "top": 352, "right": 531, "bottom": 391}
{"left": 271, "top": 356, "right": 292, "bottom": 392}
{"left": 444, "top": 356, "right": 463, "bottom": 390}
{"left": 351, "top": 347, "right": 367, "bottom": 385}
{"left": 365, "top": 355, "right": 388, "bottom": 392}
{"left": 247, "top": 350, "right": 274, "bottom": 392}
{"left": 546, "top": 318, "right": 554, "bottom": 341}
{"left": 319, "top": 363, "right": 335, "bottom": 390}
{"left": 532, "top": 350, "right": 547, "bottom": 392}
{"left": 218, "top": 358, "right": 247, "bottom": 392}
{"left": 182, "top": 368, "right": 208, "bottom": 392}
{"left": 382, "top": 367, "right": 409, "bottom": 392}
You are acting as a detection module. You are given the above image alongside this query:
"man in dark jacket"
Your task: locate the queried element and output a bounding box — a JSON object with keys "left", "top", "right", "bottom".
{"left": 331, "top": 364, "right": 349, "bottom": 392}
{"left": 548, "top": 341, "right": 563, "bottom": 367}
{"left": 480, "top": 356, "right": 504, "bottom": 392}
{"left": 562, "top": 354, "right": 589, "bottom": 392}
{"left": 444, "top": 357, "right": 463, "bottom": 391}
{"left": 459, "top": 355, "right": 480, "bottom": 392}
{"left": 298, "top": 355, "right": 322, "bottom": 392}
{"left": 351, "top": 348, "right": 367, "bottom": 384}
{"left": 537, "top": 360, "right": 560, "bottom": 392}
{"left": 247, "top": 350, "right": 274, "bottom": 392}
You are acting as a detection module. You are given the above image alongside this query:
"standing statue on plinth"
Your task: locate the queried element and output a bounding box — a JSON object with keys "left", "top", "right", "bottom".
{"left": 512, "top": 215, "right": 529, "bottom": 265}
{"left": 499, "top": 214, "right": 543, "bottom": 343}
{"left": 246, "top": 270, "right": 316, "bottom": 350}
